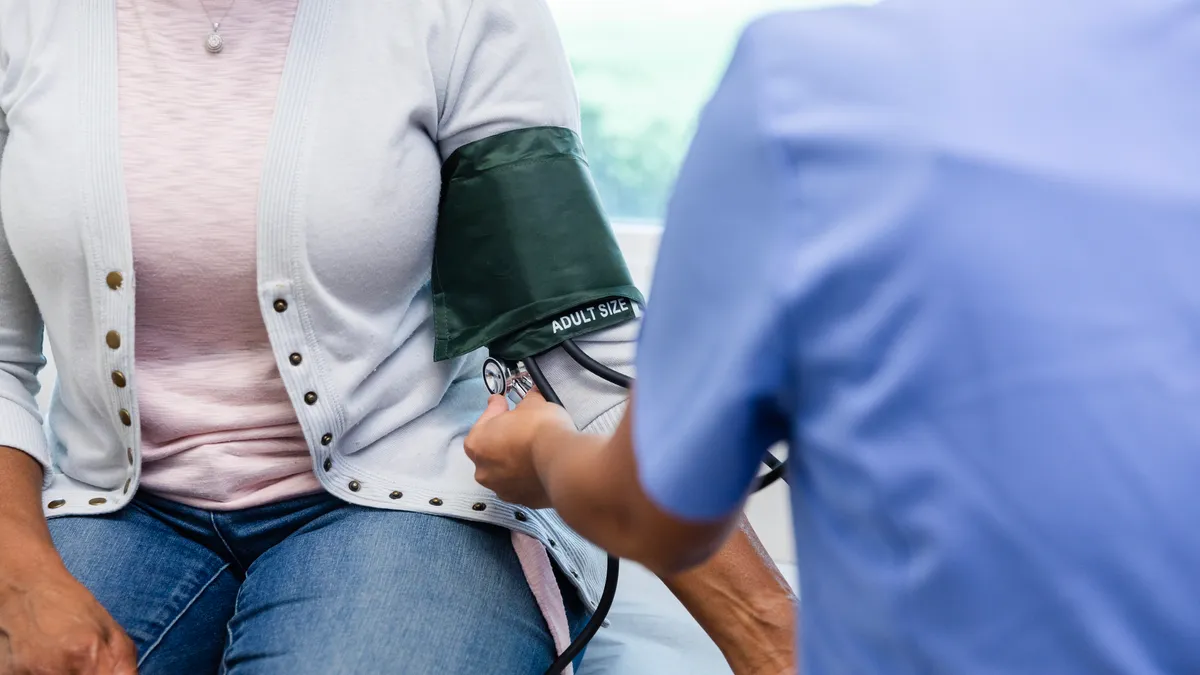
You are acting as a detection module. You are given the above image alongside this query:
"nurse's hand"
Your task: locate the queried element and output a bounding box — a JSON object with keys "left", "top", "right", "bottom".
{"left": 465, "top": 391, "right": 575, "bottom": 509}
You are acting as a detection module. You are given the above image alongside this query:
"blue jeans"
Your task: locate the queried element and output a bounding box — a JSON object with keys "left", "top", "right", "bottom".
{"left": 48, "top": 492, "right": 589, "bottom": 674}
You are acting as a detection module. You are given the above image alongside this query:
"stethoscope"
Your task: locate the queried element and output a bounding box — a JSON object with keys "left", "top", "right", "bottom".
{"left": 482, "top": 339, "right": 788, "bottom": 675}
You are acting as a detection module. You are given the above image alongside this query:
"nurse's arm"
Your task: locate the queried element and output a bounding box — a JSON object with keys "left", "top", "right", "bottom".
{"left": 532, "top": 396, "right": 740, "bottom": 576}
{"left": 532, "top": 400, "right": 797, "bottom": 672}
{"left": 660, "top": 518, "right": 798, "bottom": 674}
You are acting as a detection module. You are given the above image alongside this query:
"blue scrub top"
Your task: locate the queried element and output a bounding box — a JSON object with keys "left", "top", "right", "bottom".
{"left": 634, "top": 1, "right": 1200, "bottom": 672}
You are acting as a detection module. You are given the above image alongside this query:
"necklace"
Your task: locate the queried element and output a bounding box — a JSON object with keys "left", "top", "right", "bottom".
{"left": 198, "top": 0, "right": 237, "bottom": 54}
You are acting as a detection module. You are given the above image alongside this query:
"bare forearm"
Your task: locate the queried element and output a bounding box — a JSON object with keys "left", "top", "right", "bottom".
{"left": 533, "top": 426, "right": 645, "bottom": 557}
{"left": 660, "top": 517, "right": 797, "bottom": 674}
{"left": 536, "top": 433, "right": 798, "bottom": 672}
{"left": 0, "top": 446, "right": 60, "bottom": 573}
{"left": 532, "top": 410, "right": 736, "bottom": 574}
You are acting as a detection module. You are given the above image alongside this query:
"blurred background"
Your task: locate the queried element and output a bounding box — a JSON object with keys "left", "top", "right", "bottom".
{"left": 548, "top": 0, "right": 868, "bottom": 223}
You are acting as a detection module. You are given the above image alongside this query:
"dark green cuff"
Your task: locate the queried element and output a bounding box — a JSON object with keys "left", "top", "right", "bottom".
{"left": 432, "top": 126, "right": 644, "bottom": 361}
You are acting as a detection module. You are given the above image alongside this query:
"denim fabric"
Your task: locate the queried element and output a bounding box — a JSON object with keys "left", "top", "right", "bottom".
{"left": 48, "top": 492, "right": 589, "bottom": 674}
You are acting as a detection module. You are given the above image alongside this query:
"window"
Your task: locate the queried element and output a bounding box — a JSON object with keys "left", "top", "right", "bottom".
{"left": 547, "top": 0, "right": 852, "bottom": 224}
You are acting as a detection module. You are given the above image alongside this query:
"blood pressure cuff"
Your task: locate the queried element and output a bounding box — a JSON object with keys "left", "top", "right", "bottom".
{"left": 432, "top": 126, "right": 645, "bottom": 362}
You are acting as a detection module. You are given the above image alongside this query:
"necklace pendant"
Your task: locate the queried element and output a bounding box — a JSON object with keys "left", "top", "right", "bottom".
{"left": 204, "top": 22, "right": 224, "bottom": 53}
{"left": 205, "top": 30, "right": 224, "bottom": 53}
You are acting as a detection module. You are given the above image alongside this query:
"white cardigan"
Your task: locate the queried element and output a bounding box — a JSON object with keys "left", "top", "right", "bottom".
{"left": 0, "top": 0, "right": 633, "bottom": 609}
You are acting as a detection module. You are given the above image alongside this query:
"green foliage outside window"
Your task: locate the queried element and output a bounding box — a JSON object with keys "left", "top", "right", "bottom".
{"left": 549, "top": 0, "right": 864, "bottom": 222}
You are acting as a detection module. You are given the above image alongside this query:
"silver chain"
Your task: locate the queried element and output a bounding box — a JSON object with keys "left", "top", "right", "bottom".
{"left": 197, "top": 0, "right": 238, "bottom": 53}
{"left": 197, "top": 0, "right": 237, "bottom": 31}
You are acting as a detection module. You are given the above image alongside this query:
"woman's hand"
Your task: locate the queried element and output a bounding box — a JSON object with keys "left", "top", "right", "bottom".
{"left": 0, "top": 565, "right": 136, "bottom": 675}
{"left": 464, "top": 391, "right": 576, "bottom": 509}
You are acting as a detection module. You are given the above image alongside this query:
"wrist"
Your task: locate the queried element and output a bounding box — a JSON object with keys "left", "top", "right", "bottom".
{"left": 0, "top": 522, "right": 64, "bottom": 577}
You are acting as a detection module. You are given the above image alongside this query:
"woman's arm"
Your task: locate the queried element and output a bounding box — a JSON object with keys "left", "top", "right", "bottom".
{"left": 0, "top": 121, "right": 56, "bottom": 559}
{"left": 0, "top": 447, "right": 137, "bottom": 675}
{"left": 0, "top": 118, "right": 137, "bottom": 675}
{"left": 0, "top": 447, "right": 59, "bottom": 573}
{"left": 0, "top": 123, "right": 55, "bottom": 484}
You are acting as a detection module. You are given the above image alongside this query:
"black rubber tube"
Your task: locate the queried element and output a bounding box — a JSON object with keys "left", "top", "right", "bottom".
{"left": 755, "top": 454, "right": 788, "bottom": 491}
{"left": 562, "top": 339, "right": 635, "bottom": 389}
{"left": 560, "top": 340, "right": 787, "bottom": 492}
{"left": 527, "top": 354, "right": 619, "bottom": 675}
{"left": 545, "top": 555, "right": 621, "bottom": 675}
{"left": 523, "top": 356, "right": 562, "bottom": 405}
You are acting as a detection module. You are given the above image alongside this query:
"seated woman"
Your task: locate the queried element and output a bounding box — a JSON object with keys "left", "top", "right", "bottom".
{"left": 0, "top": 1, "right": 794, "bottom": 673}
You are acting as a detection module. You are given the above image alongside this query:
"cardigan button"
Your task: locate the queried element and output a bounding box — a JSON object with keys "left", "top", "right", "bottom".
{"left": 429, "top": 498, "right": 444, "bottom": 507}
{"left": 320, "top": 433, "right": 333, "bottom": 446}
{"left": 127, "top": 448, "right": 133, "bottom": 464}
{"left": 348, "top": 480, "right": 361, "bottom": 492}
{"left": 105, "top": 272, "right": 124, "bottom": 290}
{"left": 514, "top": 511, "right": 528, "bottom": 522}
{"left": 111, "top": 371, "right": 127, "bottom": 388}
{"left": 323, "top": 458, "right": 333, "bottom": 472}
{"left": 289, "top": 353, "right": 303, "bottom": 366}
{"left": 89, "top": 498, "right": 107, "bottom": 506}
{"left": 389, "top": 491, "right": 403, "bottom": 500}
{"left": 304, "top": 392, "right": 318, "bottom": 406}
{"left": 273, "top": 299, "right": 288, "bottom": 313}
{"left": 105, "top": 331, "right": 121, "bottom": 350}
{"left": 472, "top": 503, "right": 486, "bottom": 512}
{"left": 47, "top": 499, "right": 66, "bottom": 509}
{"left": 118, "top": 409, "right": 132, "bottom": 427}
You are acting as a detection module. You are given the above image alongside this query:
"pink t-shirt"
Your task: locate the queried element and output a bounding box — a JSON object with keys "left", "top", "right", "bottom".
{"left": 117, "top": 3, "right": 573, "bottom": 660}
{"left": 119, "top": 0, "right": 319, "bottom": 510}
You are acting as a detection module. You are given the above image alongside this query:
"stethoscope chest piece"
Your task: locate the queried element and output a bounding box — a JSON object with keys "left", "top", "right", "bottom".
{"left": 482, "top": 357, "right": 534, "bottom": 402}
{"left": 482, "top": 358, "right": 509, "bottom": 396}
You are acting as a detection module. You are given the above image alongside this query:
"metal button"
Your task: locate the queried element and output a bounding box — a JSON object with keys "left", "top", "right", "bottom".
{"left": 289, "top": 353, "right": 303, "bottom": 366}
{"left": 320, "top": 433, "right": 332, "bottom": 446}
{"left": 124, "top": 478, "right": 131, "bottom": 494}
{"left": 549, "top": 540, "right": 557, "bottom": 548}
{"left": 389, "top": 491, "right": 403, "bottom": 500}
{"left": 514, "top": 511, "right": 528, "bottom": 522}
{"left": 472, "top": 502, "right": 486, "bottom": 512}
{"left": 273, "top": 299, "right": 288, "bottom": 313}
{"left": 127, "top": 448, "right": 133, "bottom": 464}
{"left": 323, "top": 458, "right": 333, "bottom": 472}
{"left": 111, "top": 371, "right": 127, "bottom": 388}
{"left": 106, "top": 272, "right": 124, "bottom": 290}
{"left": 89, "top": 498, "right": 107, "bottom": 506}
{"left": 118, "top": 409, "right": 132, "bottom": 427}
{"left": 105, "top": 331, "right": 121, "bottom": 350}
{"left": 429, "top": 498, "right": 444, "bottom": 506}
{"left": 304, "top": 392, "right": 318, "bottom": 405}
{"left": 47, "top": 499, "right": 66, "bottom": 509}
{"left": 348, "top": 480, "right": 361, "bottom": 492}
